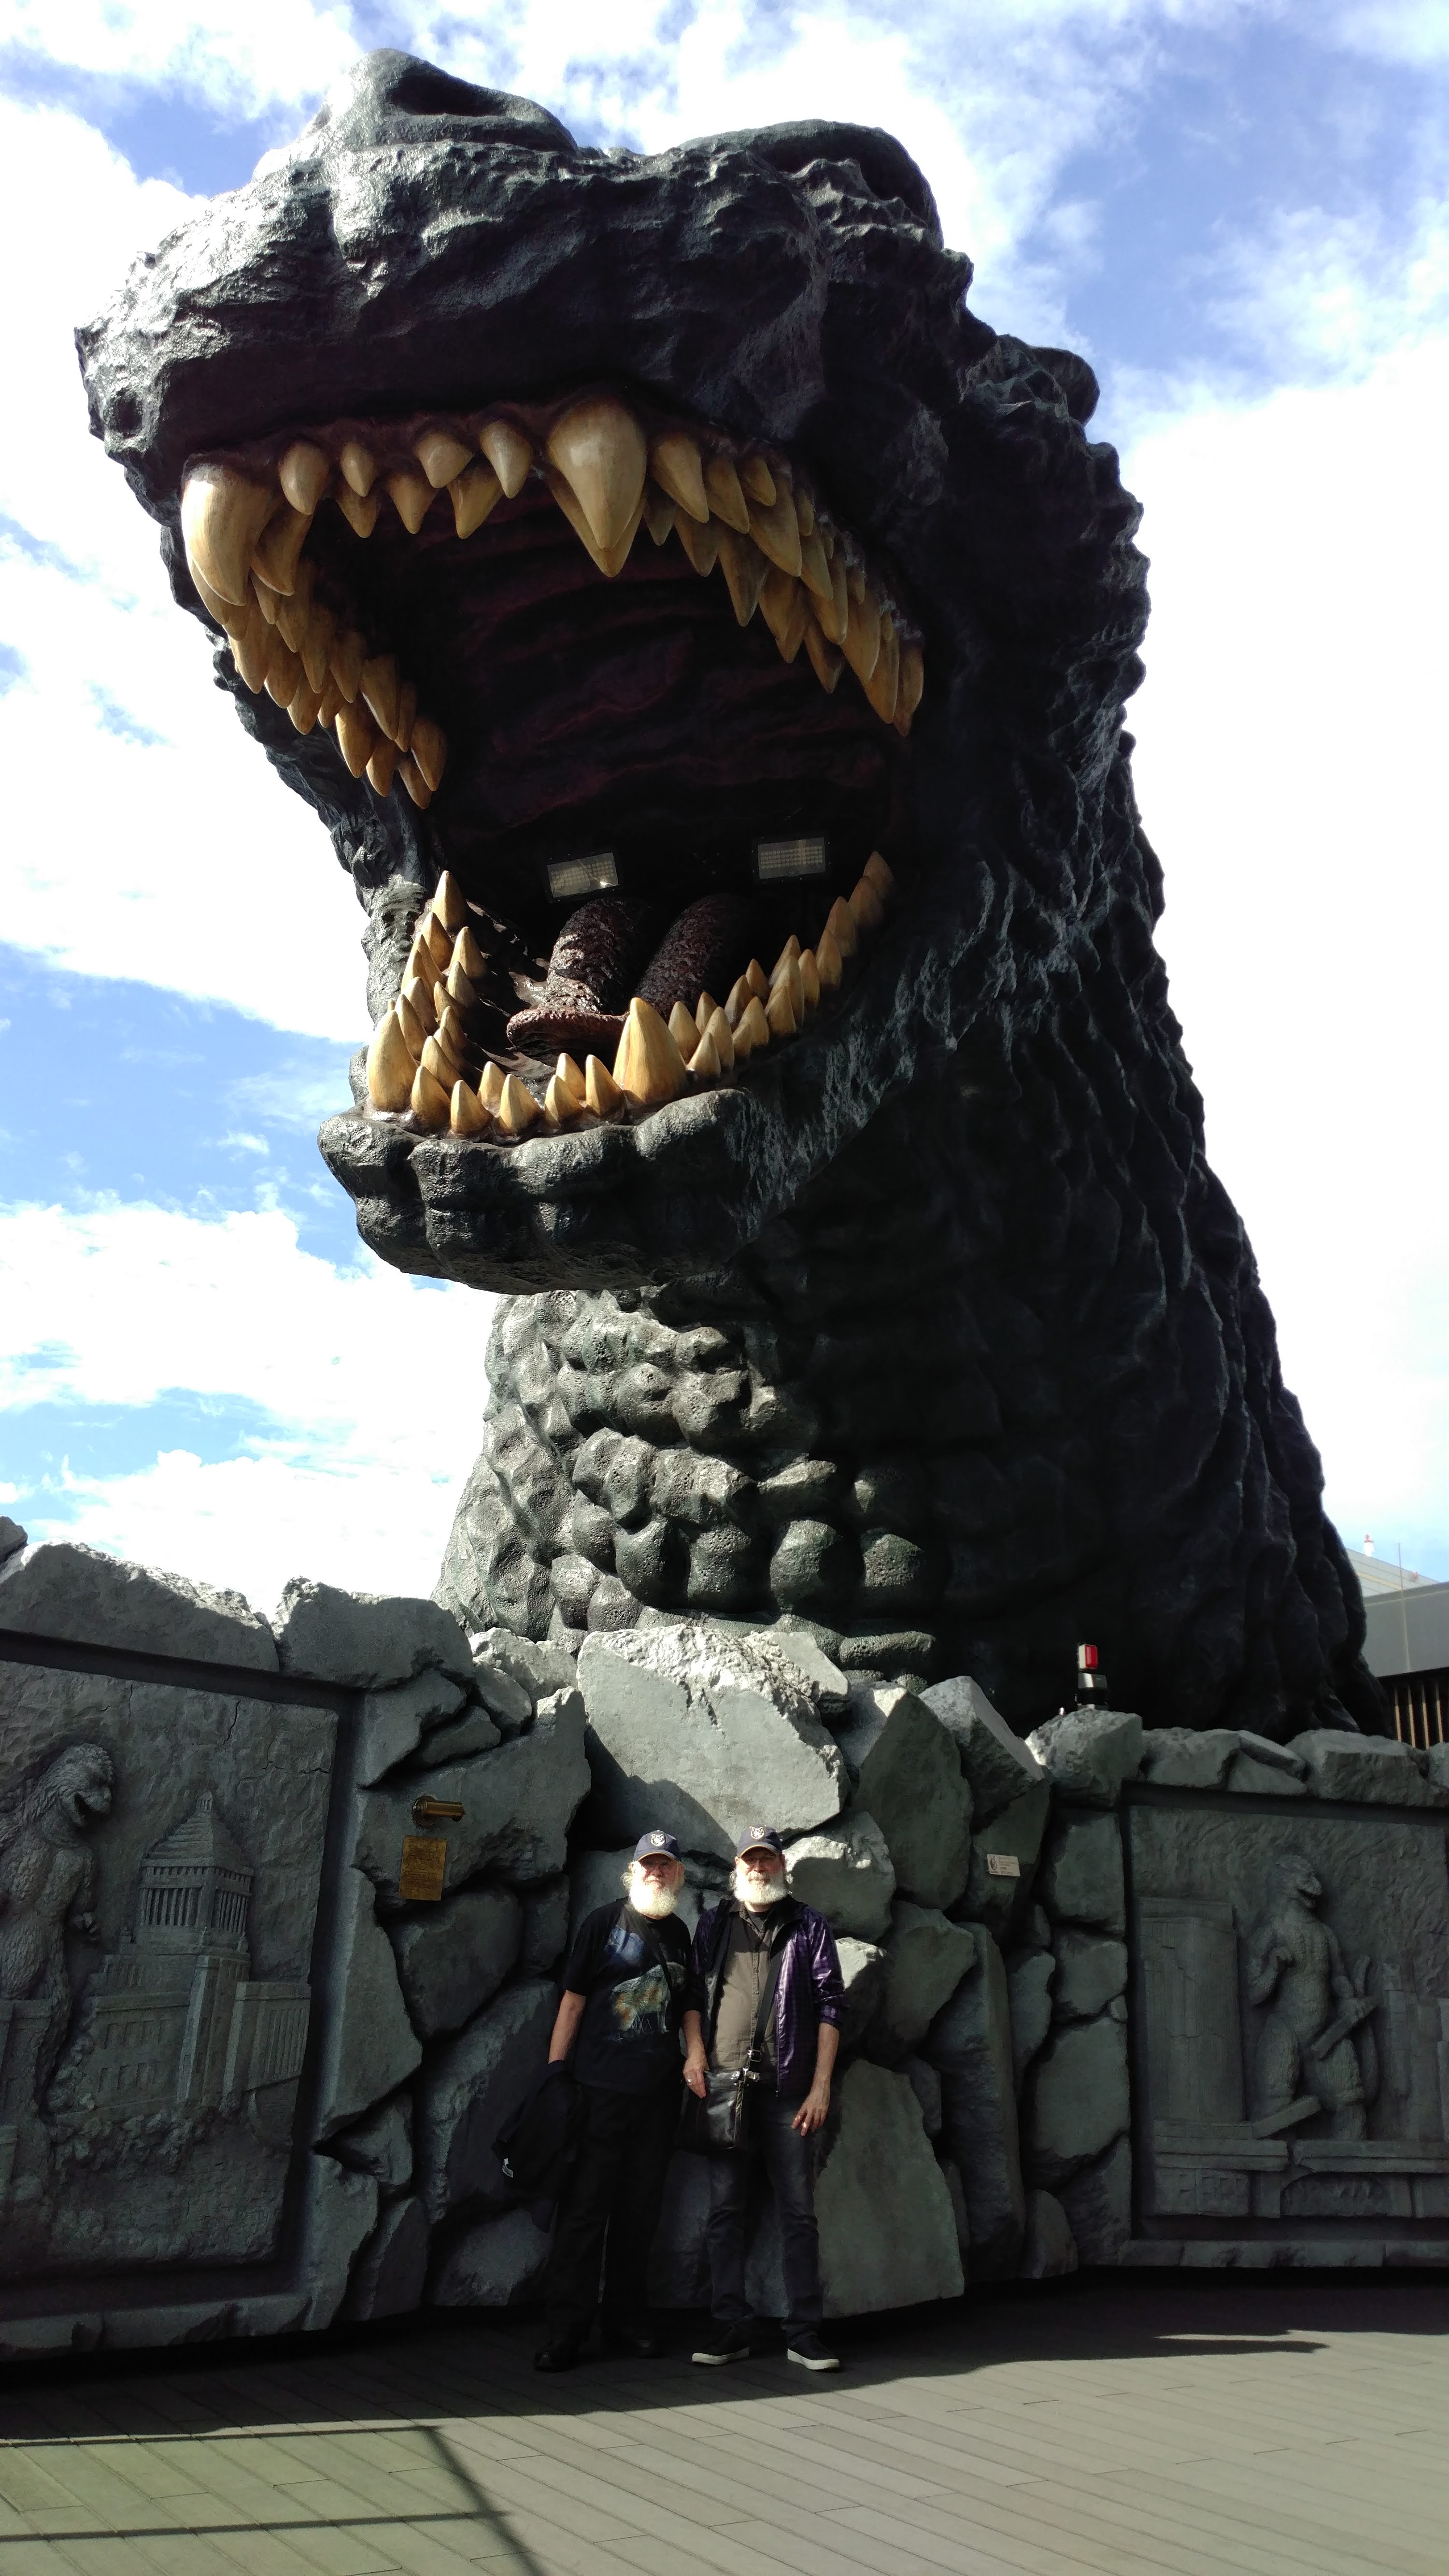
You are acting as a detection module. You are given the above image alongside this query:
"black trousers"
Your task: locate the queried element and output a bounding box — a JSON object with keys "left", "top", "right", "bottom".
{"left": 540, "top": 2080, "right": 679, "bottom": 2341}
{"left": 705, "top": 2090, "right": 822, "bottom": 2337}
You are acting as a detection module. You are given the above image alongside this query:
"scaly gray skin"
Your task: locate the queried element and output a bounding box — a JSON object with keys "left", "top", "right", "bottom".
{"left": 76, "top": 51, "right": 1381, "bottom": 1737}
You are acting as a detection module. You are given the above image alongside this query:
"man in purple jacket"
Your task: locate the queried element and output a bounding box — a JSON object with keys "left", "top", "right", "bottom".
{"left": 681, "top": 1826, "right": 844, "bottom": 2372}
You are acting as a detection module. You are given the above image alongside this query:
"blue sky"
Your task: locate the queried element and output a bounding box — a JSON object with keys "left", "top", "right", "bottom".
{"left": 1, "top": 0, "right": 1447, "bottom": 1612}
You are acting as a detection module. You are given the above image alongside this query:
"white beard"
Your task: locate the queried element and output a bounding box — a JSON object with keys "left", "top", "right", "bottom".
{"left": 733, "top": 1864, "right": 786, "bottom": 1909}
{"left": 628, "top": 1870, "right": 680, "bottom": 1920}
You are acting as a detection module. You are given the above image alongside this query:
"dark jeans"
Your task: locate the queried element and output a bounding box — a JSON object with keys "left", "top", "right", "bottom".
{"left": 705, "top": 2090, "right": 822, "bottom": 2337}
{"left": 540, "top": 2079, "right": 678, "bottom": 2342}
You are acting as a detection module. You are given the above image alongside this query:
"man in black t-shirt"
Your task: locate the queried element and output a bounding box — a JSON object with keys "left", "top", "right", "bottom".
{"left": 533, "top": 1829, "right": 691, "bottom": 2371}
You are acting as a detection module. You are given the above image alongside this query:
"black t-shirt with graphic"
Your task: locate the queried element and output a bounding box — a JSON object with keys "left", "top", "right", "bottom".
{"left": 561, "top": 1901, "right": 691, "bottom": 2094}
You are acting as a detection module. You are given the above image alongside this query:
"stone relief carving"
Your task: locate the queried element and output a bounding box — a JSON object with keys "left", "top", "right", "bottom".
{"left": 1132, "top": 1803, "right": 1449, "bottom": 2230}
{"left": 0, "top": 1739, "right": 313, "bottom": 2275}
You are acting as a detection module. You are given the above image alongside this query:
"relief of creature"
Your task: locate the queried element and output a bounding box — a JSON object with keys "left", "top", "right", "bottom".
{"left": 0, "top": 1743, "right": 114, "bottom": 2104}
{"left": 1247, "top": 1852, "right": 1378, "bottom": 2140}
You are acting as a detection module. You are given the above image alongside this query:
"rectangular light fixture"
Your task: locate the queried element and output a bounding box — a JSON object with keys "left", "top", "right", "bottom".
{"left": 546, "top": 852, "right": 619, "bottom": 903}
{"left": 754, "top": 835, "right": 829, "bottom": 884}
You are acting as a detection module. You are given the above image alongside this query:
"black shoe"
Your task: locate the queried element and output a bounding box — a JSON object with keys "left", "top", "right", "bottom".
{"left": 533, "top": 2340, "right": 583, "bottom": 2373}
{"left": 601, "top": 2324, "right": 665, "bottom": 2359}
{"left": 691, "top": 2325, "right": 753, "bottom": 2367}
{"left": 785, "top": 2331, "right": 840, "bottom": 2372}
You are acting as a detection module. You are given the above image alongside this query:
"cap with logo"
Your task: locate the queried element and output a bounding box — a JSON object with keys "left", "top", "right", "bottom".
{"left": 733, "top": 1825, "right": 785, "bottom": 1859}
{"left": 632, "top": 1829, "right": 682, "bottom": 1863}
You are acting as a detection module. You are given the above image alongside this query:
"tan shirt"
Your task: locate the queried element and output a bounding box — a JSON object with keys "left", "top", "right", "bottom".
{"left": 710, "top": 1904, "right": 779, "bottom": 2075}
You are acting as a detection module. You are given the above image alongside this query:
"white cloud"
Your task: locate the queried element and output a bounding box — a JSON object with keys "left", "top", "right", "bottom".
{"left": 0, "top": 95, "right": 372, "bottom": 1043}
{"left": 0, "top": 1199, "right": 488, "bottom": 1606}
{"left": 1125, "top": 332, "right": 1449, "bottom": 1567}
{"left": 0, "top": 0, "right": 357, "bottom": 120}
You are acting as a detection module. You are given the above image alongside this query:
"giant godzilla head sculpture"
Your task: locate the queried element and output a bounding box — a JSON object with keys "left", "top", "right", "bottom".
{"left": 77, "top": 51, "right": 1381, "bottom": 1738}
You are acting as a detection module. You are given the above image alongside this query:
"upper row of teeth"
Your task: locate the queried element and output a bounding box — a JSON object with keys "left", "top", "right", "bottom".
{"left": 364, "top": 854, "right": 895, "bottom": 1137}
{"left": 177, "top": 394, "right": 925, "bottom": 808}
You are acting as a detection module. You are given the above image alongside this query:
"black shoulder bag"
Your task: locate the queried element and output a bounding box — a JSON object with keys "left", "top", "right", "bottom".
{"left": 677, "top": 1916, "right": 785, "bottom": 2158}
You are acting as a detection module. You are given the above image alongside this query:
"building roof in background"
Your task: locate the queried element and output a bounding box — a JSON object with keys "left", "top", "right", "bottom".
{"left": 1345, "top": 1546, "right": 1437, "bottom": 1596}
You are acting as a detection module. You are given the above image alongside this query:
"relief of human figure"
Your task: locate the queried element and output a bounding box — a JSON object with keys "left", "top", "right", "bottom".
{"left": 0, "top": 1743, "right": 115, "bottom": 2105}
{"left": 1247, "top": 1851, "right": 1378, "bottom": 2139}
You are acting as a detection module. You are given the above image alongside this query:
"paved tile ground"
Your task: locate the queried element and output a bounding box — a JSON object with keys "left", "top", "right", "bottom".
{"left": 0, "top": 2279, "right": 1446, "bottom": 2576}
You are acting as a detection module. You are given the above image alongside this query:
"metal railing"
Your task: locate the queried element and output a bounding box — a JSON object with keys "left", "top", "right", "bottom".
{"left": 1384, "top": 1667, "right": 1449, "bottom": 1749}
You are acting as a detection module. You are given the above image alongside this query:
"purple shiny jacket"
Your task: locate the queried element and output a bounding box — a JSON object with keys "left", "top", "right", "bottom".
{"left": 683, "top": 1897, "right": 844, "bottom": 2099}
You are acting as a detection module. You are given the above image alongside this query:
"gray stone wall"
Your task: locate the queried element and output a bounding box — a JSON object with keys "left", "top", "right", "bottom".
{"left": 2, "top": 1534, "right": 1445, "bottom": 2351}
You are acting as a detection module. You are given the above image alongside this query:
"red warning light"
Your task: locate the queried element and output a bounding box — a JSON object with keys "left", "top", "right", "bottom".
{"left": 1077, "top": 1643, "right": 1099, "bottom": 1671}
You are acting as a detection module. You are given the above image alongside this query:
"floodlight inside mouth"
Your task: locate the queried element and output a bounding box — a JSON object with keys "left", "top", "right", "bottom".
{"left": 755, "top": 835, "right": 828, "bottom": 884}
{"left": 547, "top": 853, "right": 619, "bottom": 902}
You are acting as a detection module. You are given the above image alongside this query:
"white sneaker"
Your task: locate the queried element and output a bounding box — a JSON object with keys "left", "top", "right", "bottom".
{"left": 786, "top": 2332, "right": 840, "bottom": 2372}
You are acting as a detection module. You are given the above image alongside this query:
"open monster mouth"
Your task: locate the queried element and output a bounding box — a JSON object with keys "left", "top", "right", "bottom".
{"left": 179, "top": 386, "right": 923, "bottom": 1142}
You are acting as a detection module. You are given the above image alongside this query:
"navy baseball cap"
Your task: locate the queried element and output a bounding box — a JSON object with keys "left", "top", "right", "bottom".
{"left": 632, "top": 1830, "right": 682, "bottom": 1862}
{"left": 734, "top": 1825, "right": 785, "bottom": 1859}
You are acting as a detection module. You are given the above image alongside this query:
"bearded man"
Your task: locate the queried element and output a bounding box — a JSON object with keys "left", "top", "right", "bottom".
{"left": 533, "top": 1829, "right": 692, "bottom": 2371}
{"left": 682, "top": 1827, "right": 844, "bottom": 2373}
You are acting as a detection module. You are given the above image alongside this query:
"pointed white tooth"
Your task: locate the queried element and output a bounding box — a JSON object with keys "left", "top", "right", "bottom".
{"left": 367, "top": 1007, "right": 416, "bottom": 1111}
{"left": 366, "top": 739, "right": 399, "bottom": 797}
{"left": 334, "top": 698, "right": 378, "bottom": 777}
{"left": 740, "top": 455, "right": 776, "bottom": 506}
{"left": 745, "top": 959, "right": 769, "bottom": 1000}
{"left": 279, "top": 441, "right": 330, "bottom": 515}
{"left": 695, "top": 990, "right": 720, "bottom": 1032}
{"left": 703, "top": 455, "right": 751, "bottom": 534}
{"left": 273, "top": 557, "right": 313, "bottom": 649}
{"left": 798, "top": 949, "right": 821, "bottom": 1011}
{"left": 287, "top": 675, "right": 322, "bottom": 735}
{"left": 715, "top": 528, "right": 767, "bottom": 626}
{"left": 900, "top": 642, "right": 924, "bottom": 714}
{"left": 329, "top": 626, "right": 365, "bottom": 703}
{"left": 498, "top": 1072, "right": 543, "bottom": 1136}
{"left": 478, "top": 418, "right": 533, "bottom": 498}
{"left": 798, "top": 526, "right": 833, "bottom": 608}
{"left": 479, "top": 1061, "right": 506, "bottom": 1113}
{"left": 765, "top": 974, "right": 799, "bottom": 1039}
{"left": 386, "top": 469, "right": 434, "bottom": 535}
{"left": 546, "top": 395, "right": 648, "bottom": 554}
{"left": 803, "top": 619, "right": 843, "bottom": 695}
{"left": 411, "top": 1066, "right": 452, "bottom": 1130}
{"left": 760, "top": 567, "right": 809, "bottom": 663}
{"left": 422, "top": 1032, "right": 464, "bottom": 1096}
{"left": 667, "top": 1001, "right": 698, "bottom": 1056}
{"left": 863, "top": 851, "right": 894, "bottom": 898}
{"left": 450, "top": 461, "right": 502, "bottom": 539}
{"left": 251, "top": 573, "right": 279, "bottom": 626}
{"left": 455, "top": 925, "right": 486, "bottom": 981}
{"left": 732, "top": 996, "right": 769, "bottom": 1059}
{"left": 584, "top": 1055, "right": 623, "bottom": 1118}
{"left": 824, "top": 896, "right": 858, "bottom": 959}
{"left": 433, "top": 869, "right": 469, "bottom": 933}
{"left": 229, "top": 607, "right": 269, "bottom": 692}
{"left": 545, "top": 468, "right": 643, "bottom": 577}
{"left": 554, "top": 1053, "right": 586, "bottom": 1104}
{"left": 451, "top": 1078, "right": 491, "bottom": 1137}
{"left": 814, "top": 926, "right": 843, "bottom": 992}
{"left": 251, "top": 503, "right": 312, "bottom": 596}
{"left": 702, "top": 1005, "right": 735, "bottom": 1069}
{"left": 339, "top": 439, "right": 378, "bottom": 496}
{"left": 189, "top": 564, "right": 248, "bottom": 633}
{"left": 298, "top": 603, "right": 334, "bottom": 693}
{"left": 360, "top": 654, "right": 401, "bottom": 739}
{"left": 543, "top": 1073, "right": 580, "bottom": 1127}
{"left": 770, "top": 936, "right": 801, "bottom": 982}
{"left": 748, "top": 490, "right": 802, "bottom": 579}
{"left": 398, "top": 754, "right": 433, "bottom": 809}
{"left": 396, "top": 991, "right": 426, "bottom": 1058}
{"left": 402, "top": 975, "right": 437, "bottom": 1038}
{"left": 336, "top": 485, "right": 380, "bottom": 539}
{"left": 415, "top": 428, "right": 472, "bottom": 489}
{"left": 263, "top": 636, "right": 301, "bottom": 705}
{"left": 395, "top": 678, "right": 416, "bottom": 752}
{"left": 688, "top": 1026, "right": 723, "bottom": 1081}
{"left": 649, "top": 430, "right": 709, "bottom": 523}
{"left": 795, "top": 485, "right": 816, "bottom": 537}
{"left": 410, "top": 718, "right": 446, "bottom": 793}
{"left": 674, "top": 512, "right": 720, "bottom": 578}
{"left": 864, "top": 619, "right": 899, "bottom": 723}
{"left": 180, "top": 464, "right": 275, "bottom": 607}
{"left": 612, "top": 997, "right": 687, "bottom": 1105}
{"left": 642, "top": 483, "right": 677, "bottom": 546}
{"left": 850, "top": 874, "right": 886, "bottom": 932}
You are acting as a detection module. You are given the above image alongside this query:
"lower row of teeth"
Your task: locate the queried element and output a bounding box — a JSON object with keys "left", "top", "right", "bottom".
{"left": 364, "top": 856, "right": 895, "bottom": 1136}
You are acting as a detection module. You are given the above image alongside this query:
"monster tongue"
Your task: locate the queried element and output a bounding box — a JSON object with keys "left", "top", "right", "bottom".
{"left": 507, "top": 891, "right": 760, "bottom": 1060}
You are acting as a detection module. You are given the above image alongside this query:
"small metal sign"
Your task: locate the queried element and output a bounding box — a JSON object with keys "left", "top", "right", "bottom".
{"left": 399, "top": 1834, "right": 448, "bottom": 1902}
{"left": 985, "top": 1851, "right": 1022, "bottom": 1879}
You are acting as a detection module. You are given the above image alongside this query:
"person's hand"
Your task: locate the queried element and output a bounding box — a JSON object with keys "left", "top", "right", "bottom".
{"left": 683, "top": 2044, "right": 709, "bottom": 2100}
{"left": 792, "top": 2081, "right": 831, "bottom": 2136}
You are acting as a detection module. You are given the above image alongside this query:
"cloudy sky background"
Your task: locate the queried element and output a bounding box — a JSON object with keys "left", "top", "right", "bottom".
{"left": 1, "top": 0, "right": 1446, "bottom": 1615}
